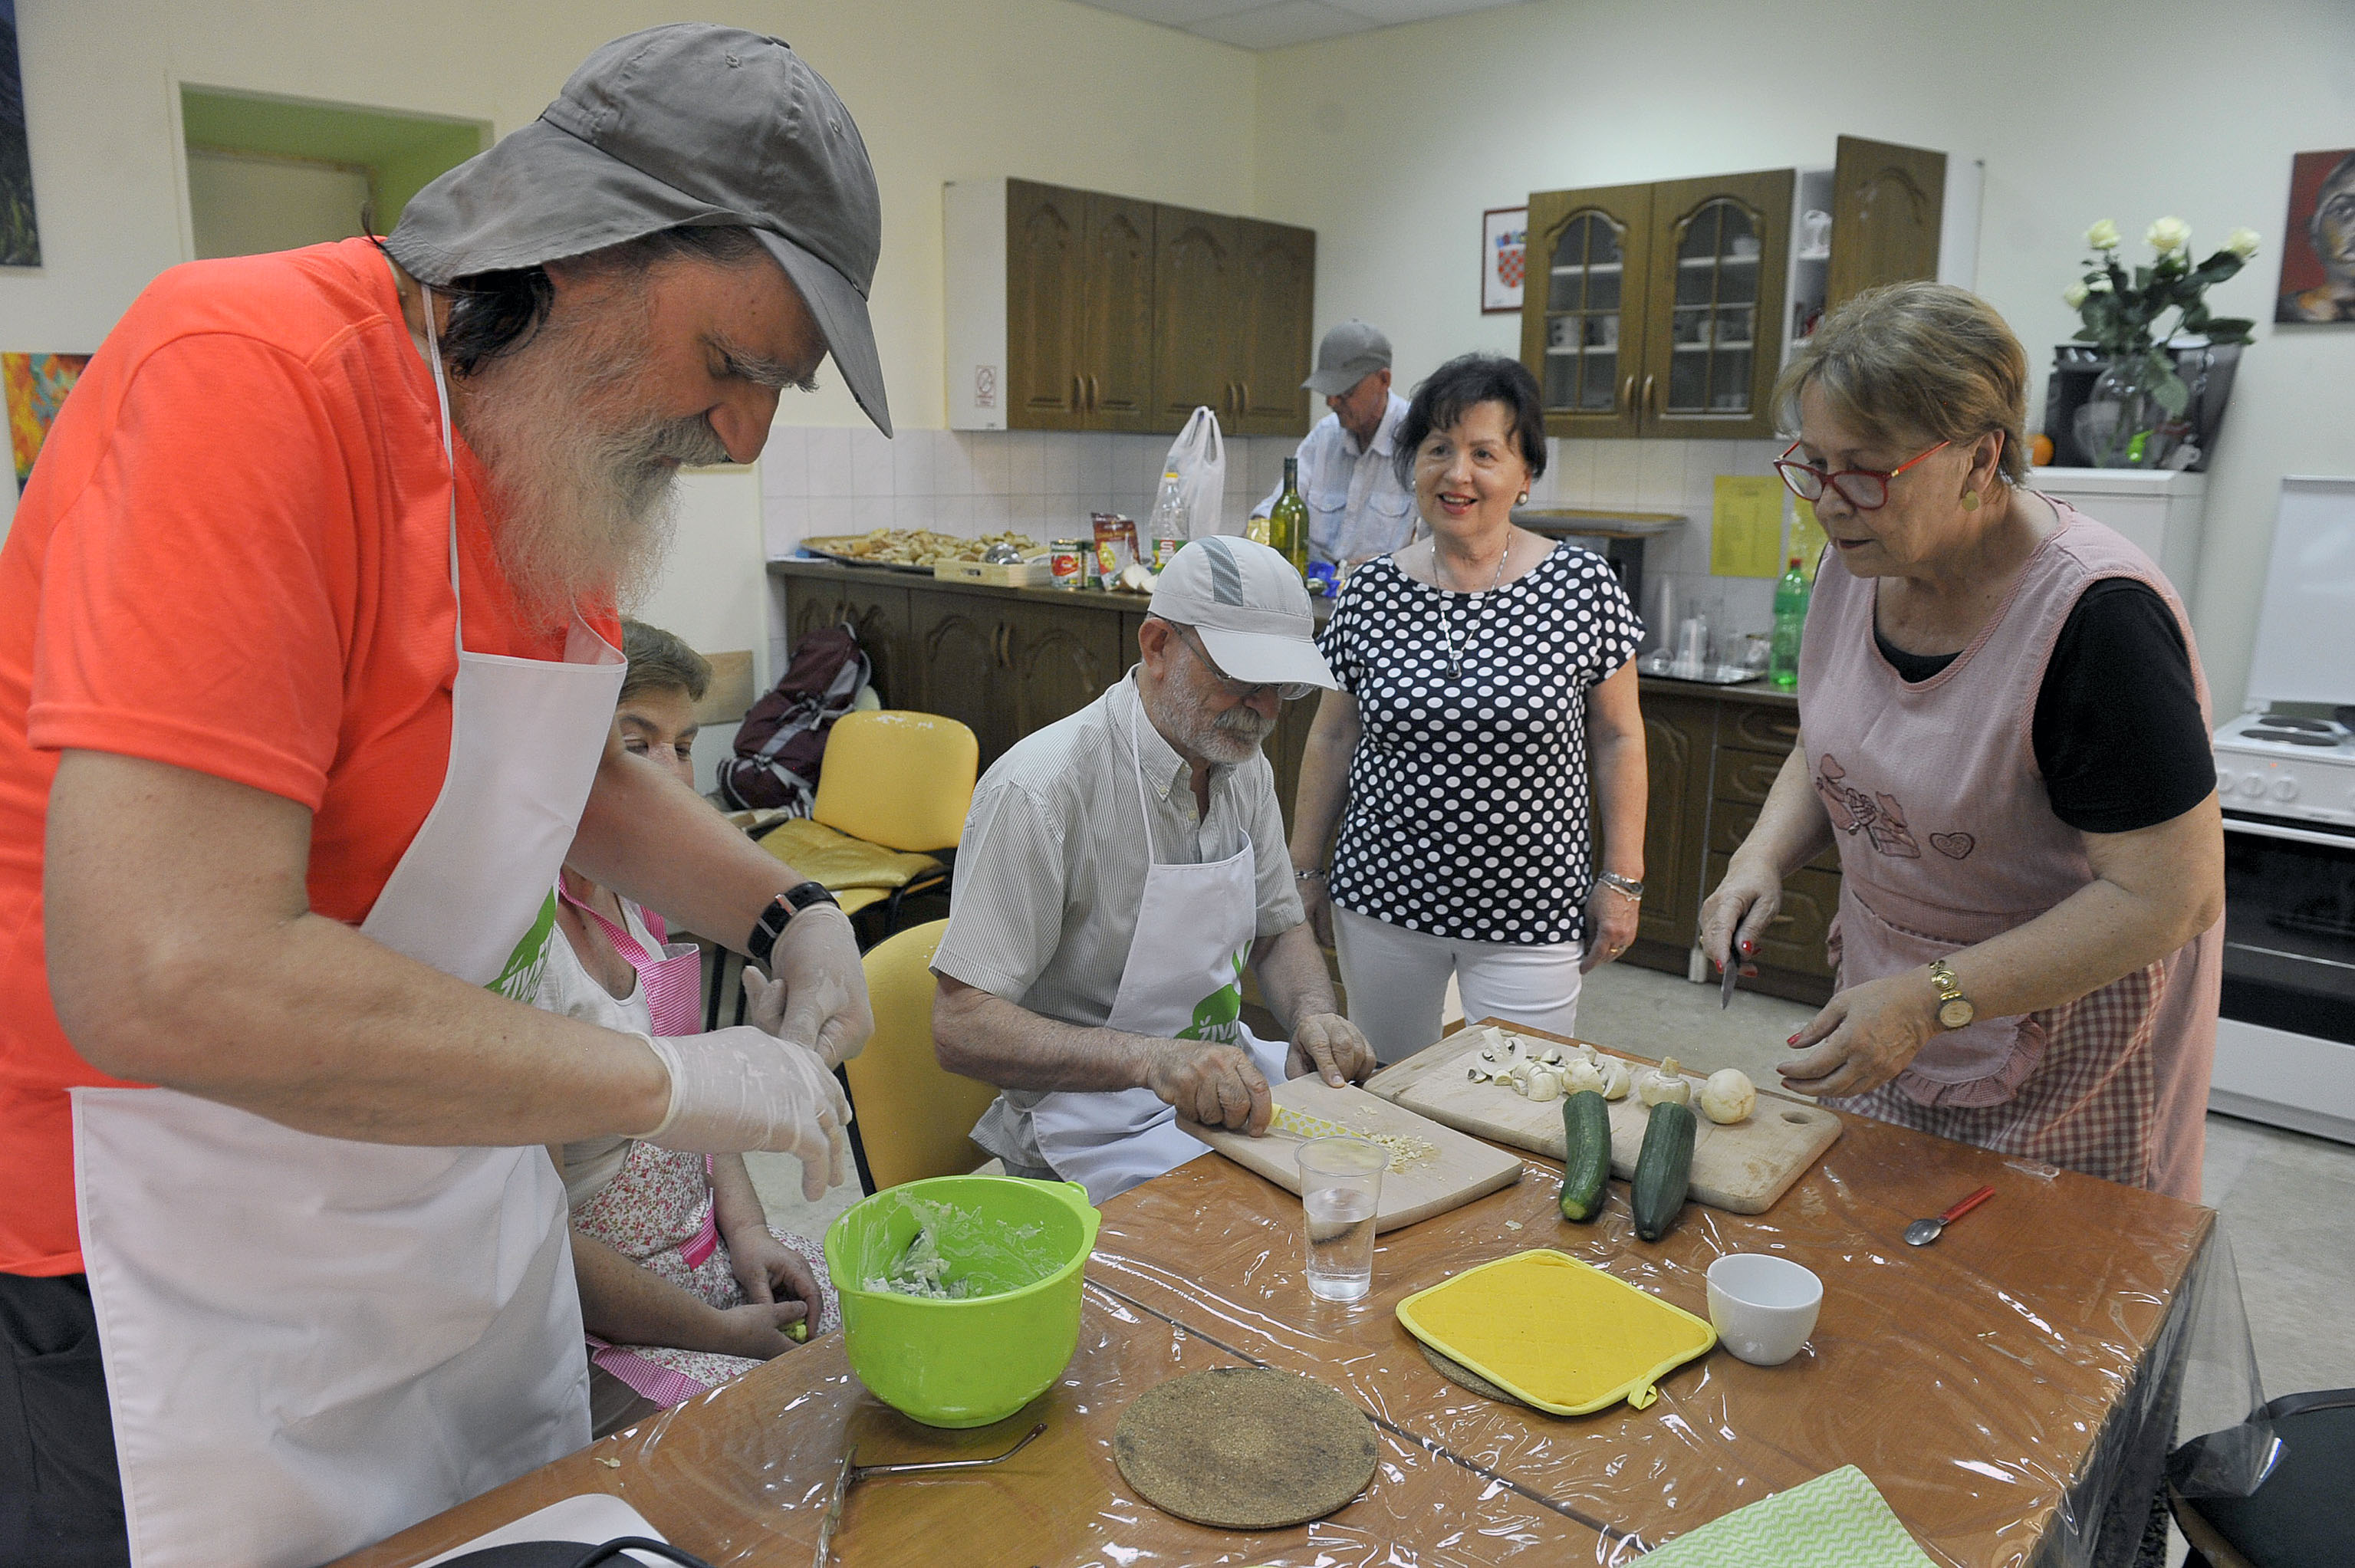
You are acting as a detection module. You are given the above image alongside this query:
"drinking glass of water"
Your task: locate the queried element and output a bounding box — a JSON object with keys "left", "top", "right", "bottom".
{"left": 1298, "top": 1137, "right": 1386, "bottom": 1303}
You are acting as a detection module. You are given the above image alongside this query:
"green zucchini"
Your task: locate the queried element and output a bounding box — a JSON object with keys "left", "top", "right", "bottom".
{"left": 1630, "top": 1100, "right": 1696, "bottom": 1242}
{"left": 1558, "top": 1090, "right": 1612, "bottom": 1222}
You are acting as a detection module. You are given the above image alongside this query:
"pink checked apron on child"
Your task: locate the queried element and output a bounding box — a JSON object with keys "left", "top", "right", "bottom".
{"left": 556, "top": 884, "right": 840, "bottom": 1405}
{"left": 1796, "top": 500, "right": 2221, "bottom": 1201}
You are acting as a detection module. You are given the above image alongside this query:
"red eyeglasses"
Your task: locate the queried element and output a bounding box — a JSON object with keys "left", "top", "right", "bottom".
{"left": 1774, "top": 439, "right": 1949, "bottom": 511}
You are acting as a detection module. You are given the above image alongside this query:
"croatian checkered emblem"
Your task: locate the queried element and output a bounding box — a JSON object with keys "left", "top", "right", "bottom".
{"left": 1494, "top": 228, "right": 1525, "bottom": 291}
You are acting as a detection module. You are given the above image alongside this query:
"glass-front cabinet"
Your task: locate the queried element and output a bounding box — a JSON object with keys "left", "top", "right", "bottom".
{"left": 1521, "top": 169, "right": 1792, "bottom": 441}
{"left": 1521, "top": 182, "right": 1652, "bottom": 438}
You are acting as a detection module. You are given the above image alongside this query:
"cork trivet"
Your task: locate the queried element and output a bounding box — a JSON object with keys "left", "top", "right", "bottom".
{"left": 1113, "top": 1368, "right": 1378, "bottom": 1530}
{"left": 1419, "top": 1343, "right": 1531, "bottom": 1408}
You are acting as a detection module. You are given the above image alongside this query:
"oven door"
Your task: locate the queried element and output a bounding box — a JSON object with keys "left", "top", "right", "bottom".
{"left": 2214, "top": 810, "right": 2355, "bottom": 1143}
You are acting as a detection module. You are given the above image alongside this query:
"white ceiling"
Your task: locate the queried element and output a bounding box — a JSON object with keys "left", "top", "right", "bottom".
{"left": 1074, "top": 0, "right": 1528, "bottom": 51}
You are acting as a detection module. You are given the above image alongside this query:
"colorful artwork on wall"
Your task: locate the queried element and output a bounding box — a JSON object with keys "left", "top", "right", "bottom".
{"left": 5, "top": 352, "right": 89, "bottom": 489}
{"left": 0, "top": 2, "right": 37, "bottom": 267}
{"left": 1483, "top": 206, "right": 1526, "bottom": 314}
{"left": 2276, "top": 148, "right": 2355, "bottom": 324}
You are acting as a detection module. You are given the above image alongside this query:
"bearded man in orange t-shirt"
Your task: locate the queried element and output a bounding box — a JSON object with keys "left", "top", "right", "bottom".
{"left": 0, "top": 27, "right": 892, "bottom": 1568}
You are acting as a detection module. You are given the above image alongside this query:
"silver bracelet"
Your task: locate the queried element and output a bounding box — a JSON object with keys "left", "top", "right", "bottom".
{"left": 1294, "top": 866, "right": 1328, "bottom": 882}
{"left": 1595, "top": 871, "right": 1644, "bottom": 902}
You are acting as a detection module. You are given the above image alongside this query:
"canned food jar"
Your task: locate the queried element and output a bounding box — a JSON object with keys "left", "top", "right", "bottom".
{"left": 1153, "top": 536, "right": 1185, "bottom": 572}
{"left": 1049, "top": 541, "right": 1089, "bottom": 590}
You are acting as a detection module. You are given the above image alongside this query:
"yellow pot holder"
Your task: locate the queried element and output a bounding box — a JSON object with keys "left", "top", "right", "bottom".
{"left": 1396, "top": 1249, "right": 1716, "bottom": 1415}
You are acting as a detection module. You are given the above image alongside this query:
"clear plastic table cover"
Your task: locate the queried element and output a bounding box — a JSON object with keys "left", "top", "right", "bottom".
{"left": 333, "top": 1282, "right": 1615, "bottom": 1567}
{"left": 1086, "top": 1109, "right": 2267, "bottom": 1568}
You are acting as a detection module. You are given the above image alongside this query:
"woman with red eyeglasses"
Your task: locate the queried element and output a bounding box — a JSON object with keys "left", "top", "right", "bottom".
{"left": 1699, "top": 281, "right": 2223, "bottom": 1203}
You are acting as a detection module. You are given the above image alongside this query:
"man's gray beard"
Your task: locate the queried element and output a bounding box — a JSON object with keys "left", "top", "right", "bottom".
{"left": 456, "top": 296, "right": 729, "bottom": 630}
{"left": 1144, "top": 678, "right": 1271, "bottom": 767}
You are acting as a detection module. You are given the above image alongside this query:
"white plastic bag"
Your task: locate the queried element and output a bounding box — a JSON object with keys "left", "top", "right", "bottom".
{"left": 1160, "top": 406, "right": 1226, "bottom": 538}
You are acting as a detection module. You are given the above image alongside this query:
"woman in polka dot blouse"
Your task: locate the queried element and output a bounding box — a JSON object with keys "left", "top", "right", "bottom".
{"left": 1287, "top": 353, "right": 1649, "bottom": 1063}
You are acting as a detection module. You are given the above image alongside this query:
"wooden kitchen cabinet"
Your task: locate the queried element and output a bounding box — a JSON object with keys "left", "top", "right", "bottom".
{"left": 949, "top": 178, "right": 1315, "bottom": 437}
{"left": 1524, "top": 140, "right": 1948, "bottom": 442}
{"left": 1002, "top": 600, "right": 1123, "bottom": 740}
{"left": 1628, "top": 693, "right": 1714, "bottom": 961}
{"left": 1002, "top": 180, "right": 1156, "bottom": 432}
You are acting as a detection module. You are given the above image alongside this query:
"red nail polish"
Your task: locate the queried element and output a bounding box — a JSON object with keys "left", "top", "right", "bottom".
{"left": 1742, "top": 940, "right": 1754, "bottom": 953}
{"left": 1785, "top": 1032, "right": 1801, "bottom": 1044}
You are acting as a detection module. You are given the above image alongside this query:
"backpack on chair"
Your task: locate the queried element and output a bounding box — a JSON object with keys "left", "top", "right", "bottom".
{"left": 715, "top": 623, "right": 870, "bottom": 814}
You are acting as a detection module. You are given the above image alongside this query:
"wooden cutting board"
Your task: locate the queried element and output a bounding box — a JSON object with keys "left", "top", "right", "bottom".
{"left": 1179, "top": 1079, "right": 1522, "bottom": 1232}
{"left": 1363, "top": 1027, "right": 1840, "bottom": 1215}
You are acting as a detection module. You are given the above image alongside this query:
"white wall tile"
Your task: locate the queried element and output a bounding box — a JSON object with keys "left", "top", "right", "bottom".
{"left": 1682, "top": 440, "right": 1737, "bottom": 509}
{"left": 892, "top": 494, "right": 937, "bottom": 529}
{"left": 804, "top": 428, "right": 851, "bottom": 499}
{"left": 758, "top": 426, "right": 807, "bottom": 498}
{"left": 1009, "top": 432, "right": 1045, "bottom": 496}
{"left": 1590, "top": 440, "right": 1640, "bottom": 507}
{"left": 932, "top": 493, "right": 975, "bottom": 534}
{"left": 851, "top": 429, "right": 895, "bottom": 498}
{"left": 1549, "top": 440, "right": 1595, "bottom": 508}
{"left": 973, "top": 492, "right": 1012, "bottom": 532}
{"left": 891, "top": 430, "right": 932, "bottom": 497}
{"left": 851, "top": 495, "right": 893, "bottom": 533}
{"left": 968, "top": 432, "right": 1011, "bottom": 496}
{"left": 1042, "top": 433, "right": 1080, "bottom": 497}
{"left": 1074, "top": 432, "right": 1112, "bottom": 498}
{"left": 760, "top": 492, "right": 804, "bottom": 558}
{"left": 1635, "top": 439, "right": 1686, "bottom": 509}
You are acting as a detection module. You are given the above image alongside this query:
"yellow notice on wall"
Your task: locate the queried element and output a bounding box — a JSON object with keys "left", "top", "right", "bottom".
{"left": 1791, "top": 498, "right": 1828, "bottom": 579}
{"left": 1710, "top": 475, "right": 1784, "bottom": 578}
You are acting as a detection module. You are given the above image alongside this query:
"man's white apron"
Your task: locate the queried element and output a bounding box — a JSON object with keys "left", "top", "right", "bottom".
{"left": 70, "top": 288, "right": 625, "bottom": 1568}
{"left": 1029, "top": 702, "right": 1288, "bottom": 1205}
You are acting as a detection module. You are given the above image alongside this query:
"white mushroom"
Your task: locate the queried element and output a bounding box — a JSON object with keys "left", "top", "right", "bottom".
{"left": 1598, "top": 1060, "right": 1633, "bottom": 1101}
{"left": 1636, "top": 1057, "right": 1693, "bottom": 1107}
{"left": 1525, "top": 1067, "right": 1564, "bottom": 1102}
{"left": 1564, "top": 1058, "right": 1607, "bottom": 1096}
{"left": 1699, "top": 1068, "right": 1757, "bottom": 1125}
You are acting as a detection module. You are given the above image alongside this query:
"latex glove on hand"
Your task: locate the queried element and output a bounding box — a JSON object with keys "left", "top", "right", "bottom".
{"left": 638, "top": 1027, "right": 854, "bottom": 1201}
{"left": 761, "top": 906, "right": 873, "bottom": 1067}
{"left": 742, "top": 963, "right": 852, "bottom": 1069}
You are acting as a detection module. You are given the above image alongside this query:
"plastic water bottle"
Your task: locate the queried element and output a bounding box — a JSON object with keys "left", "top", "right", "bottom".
{"left": 1147, "top": 466, "right": 1189, "bottom": 541}
{"left": 1769, "top": 556, "right": 1809, "bottom": 691}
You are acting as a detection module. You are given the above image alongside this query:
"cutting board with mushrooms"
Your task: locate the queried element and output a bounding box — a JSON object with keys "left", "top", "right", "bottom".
{"left": 1179, "top": 1079, "right": 1524, "bottom": 1232}
{"left": 1363, "top": 1025, "right": 1842, "bottom": 1215}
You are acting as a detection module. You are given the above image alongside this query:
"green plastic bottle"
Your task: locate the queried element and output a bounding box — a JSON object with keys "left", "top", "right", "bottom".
{"left": 1268, "top": 458, "right": 1311, "bottom": 574}
{"left": 1769, "top": 556, "right": 1808, "bottom": 691}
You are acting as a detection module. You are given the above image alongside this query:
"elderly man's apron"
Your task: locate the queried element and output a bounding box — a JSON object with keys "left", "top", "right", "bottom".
{"left": 1797, "top": 501, "right": 2220, "bottom": 1200}
{"left": 69, "top": 290, "right": 624, "bottom": 1568}
{"left": 1029, "top": 708, "right": 1288, "bottom": 1205}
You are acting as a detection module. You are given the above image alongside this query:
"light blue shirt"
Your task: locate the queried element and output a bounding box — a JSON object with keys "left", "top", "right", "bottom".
{"left": 1252, "top": 391, "right": 1419, "bottom": 566}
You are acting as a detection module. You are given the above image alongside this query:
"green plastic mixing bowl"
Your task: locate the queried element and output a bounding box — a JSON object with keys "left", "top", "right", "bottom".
{"left": 824, "top": 1175, "right": 1100, "bottom": 1428}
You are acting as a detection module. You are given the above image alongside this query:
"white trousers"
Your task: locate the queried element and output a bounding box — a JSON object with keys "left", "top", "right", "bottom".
{"left": 1333, "top": 906, "right": 1584, "bottom": 1064}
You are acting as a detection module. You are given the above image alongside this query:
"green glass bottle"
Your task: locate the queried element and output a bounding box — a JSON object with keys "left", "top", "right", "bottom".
{"left": 1269, "top": 457, "right": 1310, "bottom": 574}
{"left": 1769, "top": 555, "right": 1809, "bottom": 691}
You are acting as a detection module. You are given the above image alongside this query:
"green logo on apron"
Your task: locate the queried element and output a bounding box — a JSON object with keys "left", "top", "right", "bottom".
{"left": 1177, "top": 948, "right": 1248, "bottom": 1047}
{"left": 486, "top": 889, "right": 559, "bottom": 1001}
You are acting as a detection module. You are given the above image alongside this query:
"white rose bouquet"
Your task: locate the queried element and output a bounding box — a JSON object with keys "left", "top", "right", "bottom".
{"left": 2064, "top": 216, "right": 2261, "bottom": 419}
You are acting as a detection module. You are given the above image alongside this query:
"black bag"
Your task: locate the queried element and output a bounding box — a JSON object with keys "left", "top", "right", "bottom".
{"left": 715, "top": 623, "right": 870, "bottom": 813}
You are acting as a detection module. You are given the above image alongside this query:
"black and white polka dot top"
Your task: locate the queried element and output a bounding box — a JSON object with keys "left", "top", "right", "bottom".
{"left": 1317, "top": 544, "right": 1643, "bottom": 945}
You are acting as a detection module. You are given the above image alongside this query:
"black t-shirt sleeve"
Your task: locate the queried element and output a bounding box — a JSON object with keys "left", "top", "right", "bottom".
{"left": 2031, "top": 578, "right": 2215, "bottom": 833}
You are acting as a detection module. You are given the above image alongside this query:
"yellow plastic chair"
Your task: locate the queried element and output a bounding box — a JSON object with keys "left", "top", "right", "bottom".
{"left": 844, "top": 920, "right": 1002, "bottom": 1192}
{"left": 755, "top": 711, "right": 979, "bottom": 934}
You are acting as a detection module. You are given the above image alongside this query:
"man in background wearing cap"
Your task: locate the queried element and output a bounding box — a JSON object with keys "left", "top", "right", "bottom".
{"left": 0, "top": 27, "right": 888, "bottom": 1568}
{"left": 1249, "top": 318, "right": 1417, "bottom": 570}
{"left": 931, "top": 539, "right": 1377, "bottom": 1203}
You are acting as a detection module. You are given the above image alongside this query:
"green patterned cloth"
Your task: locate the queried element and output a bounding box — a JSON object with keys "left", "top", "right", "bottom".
{"left": 1634, "top": 1466, "right": 1939, "bottom": 1567}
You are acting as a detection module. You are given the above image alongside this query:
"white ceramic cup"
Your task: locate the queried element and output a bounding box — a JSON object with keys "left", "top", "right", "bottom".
{"left": 1705, "top": 1254, "right": 1822, "bottom": 1366}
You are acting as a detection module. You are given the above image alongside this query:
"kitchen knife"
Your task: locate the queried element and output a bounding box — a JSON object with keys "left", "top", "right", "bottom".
{"left": 1719, "top": 950, "right": 1738, "bottom": 1008}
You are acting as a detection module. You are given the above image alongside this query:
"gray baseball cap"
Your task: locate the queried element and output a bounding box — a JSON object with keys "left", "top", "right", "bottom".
{"left": 1147, "top": 537, "right": 1337, "bottom": 693}
{"left": 386, "top": 25, "right": 890, "bottom": 436}
{"left": 1301, "top": 319, "right": 1392, "bottom": 396}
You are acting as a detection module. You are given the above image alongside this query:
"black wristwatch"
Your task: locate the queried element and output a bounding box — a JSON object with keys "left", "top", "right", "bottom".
{"left": 748, "top": 880, "right": 840, "bottom": 968}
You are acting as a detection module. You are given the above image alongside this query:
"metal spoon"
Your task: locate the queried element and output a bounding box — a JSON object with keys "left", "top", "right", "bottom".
{"left": 1904, "top": 1185, "right": 1995, "bottom": 1246}
{"left": 813, "top": 1421, "right": 1045, "bottom": 1568}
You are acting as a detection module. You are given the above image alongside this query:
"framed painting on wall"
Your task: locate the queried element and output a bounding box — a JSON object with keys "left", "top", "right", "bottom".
{"left": 1483, "top": 206, "right": 1526, "bottom": 314}
{"left": 2276, "top": 148, "right": 2355, "bottom": 324}
{"left": 5, "top": 352, "right": 89, "bottom": 490}
{"left": 0, "top": 1, "right": 36, "bottom": 267}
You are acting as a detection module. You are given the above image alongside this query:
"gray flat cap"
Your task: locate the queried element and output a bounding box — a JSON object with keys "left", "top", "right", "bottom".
{"left": 386, "top": 25, "right": 890, "bottom": 435}
{"left": 1301, "top": 319, "right": 1392, "bottom": 396}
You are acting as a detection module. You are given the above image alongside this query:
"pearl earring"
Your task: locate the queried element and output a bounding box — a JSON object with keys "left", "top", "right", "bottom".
{"left": 1517, "top": 491, "right": 1529, "bottom": 505}
{"left": 1962, "top": 490, "right": 1981, "bottom": 512}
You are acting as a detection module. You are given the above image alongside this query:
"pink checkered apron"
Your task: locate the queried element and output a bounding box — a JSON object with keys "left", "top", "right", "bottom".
{"left": 1796, "top": 501, "right": 2222, "bottom": 1200}
{"left": 555, "top": 883, "right": 838, "bottom": 1404}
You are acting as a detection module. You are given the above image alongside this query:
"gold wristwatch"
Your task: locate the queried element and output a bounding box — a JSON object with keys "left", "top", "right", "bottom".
{"left": 1927, "top": 959, "right": 1975, "bottom": 1030}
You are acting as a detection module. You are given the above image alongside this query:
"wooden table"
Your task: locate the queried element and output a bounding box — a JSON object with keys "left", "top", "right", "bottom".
{"left": 335, "top": 1029, "right": 2214, "bottom": 1568}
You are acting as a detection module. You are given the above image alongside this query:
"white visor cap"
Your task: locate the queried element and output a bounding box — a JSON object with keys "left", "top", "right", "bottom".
{"left": 1146, "top": 537, "right": 1339, "bottom": 692}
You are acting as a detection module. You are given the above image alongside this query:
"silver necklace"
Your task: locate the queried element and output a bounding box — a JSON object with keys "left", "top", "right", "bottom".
{"left": 1436, "top": 538, "right": 1510, "bottom": 679}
